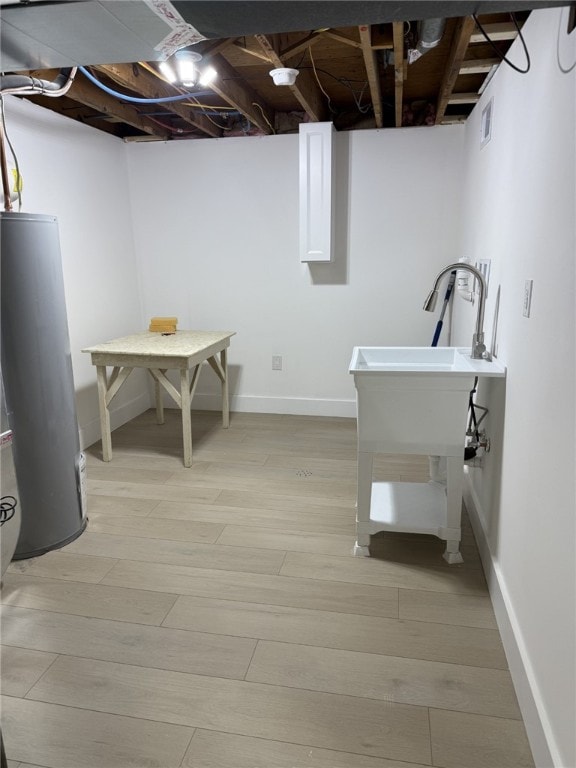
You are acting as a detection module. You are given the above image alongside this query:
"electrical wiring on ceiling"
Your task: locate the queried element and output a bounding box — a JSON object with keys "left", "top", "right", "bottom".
{"left": 251, "top": 102, "right": 275, "bottom": 134}
{"left": 79, "top": 66, "right": 212, "bottom": 104}
{"left": 472, "top": 13, "right": 531, "bottom": 74}
{"left": 308, "top": 47, "right": 337, "bottom": 114}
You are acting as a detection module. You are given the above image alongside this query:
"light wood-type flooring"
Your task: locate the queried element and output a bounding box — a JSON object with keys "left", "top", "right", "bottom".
{"left": 1, "top": 409, "right": 535, "bottom": 768}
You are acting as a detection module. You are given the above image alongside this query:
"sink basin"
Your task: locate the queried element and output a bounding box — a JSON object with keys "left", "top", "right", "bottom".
{"left": 349, "top": 347, "right": 505, "bottom": 455}
{"left": 350, "top": 346, "right": 506, "bottom": 377}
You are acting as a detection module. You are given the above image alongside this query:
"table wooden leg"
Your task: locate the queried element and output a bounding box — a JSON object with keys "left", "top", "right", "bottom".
{"left": 155, "top": 369, "right": 166, "bottom": 425}
{"left": 96, "top": 365, "right": 112, "bottom": 462}
{"left": 180, "top": 368, "right": 192, "bottom": 467}
{"left": 221, "top": 348, "right": 229, "bottom": 428}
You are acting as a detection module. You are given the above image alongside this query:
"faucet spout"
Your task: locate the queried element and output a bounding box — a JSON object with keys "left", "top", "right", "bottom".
{"left": 424, "top": 262, "right": 488, "bottom": 360}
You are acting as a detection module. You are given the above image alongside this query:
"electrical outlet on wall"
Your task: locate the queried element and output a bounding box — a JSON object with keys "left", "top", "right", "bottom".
{"left": 272, "top": 355, "right": 282, "bottom": 370}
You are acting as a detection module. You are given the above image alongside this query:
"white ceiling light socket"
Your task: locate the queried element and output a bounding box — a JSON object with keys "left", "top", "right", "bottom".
{"left": 269, "top": 68, "right": 299, "bottom": 86}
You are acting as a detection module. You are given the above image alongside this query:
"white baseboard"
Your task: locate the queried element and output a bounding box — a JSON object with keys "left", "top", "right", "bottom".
{"left": 463, "top": 472, "right": 557, "bottom": 768}
{"left": 78, "top": 391, "right": 151, "bottom": 450}
{"left": 192, "top": 393, "right": 357, "bottom": 418}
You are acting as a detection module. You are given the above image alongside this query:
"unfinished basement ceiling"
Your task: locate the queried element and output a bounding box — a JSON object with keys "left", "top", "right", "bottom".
{"left": 0, "top": 1, "right": 568, "bottom": 140}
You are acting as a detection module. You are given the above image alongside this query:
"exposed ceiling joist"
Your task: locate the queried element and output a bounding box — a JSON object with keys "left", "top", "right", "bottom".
{"left": 392, "top": 22, "right": 405, "bottom": 128}
{"left": 280, "top": 33, "right": 322, "bottom": 61}
{"left": 469, "top": 21, "right": 520, "bottom": 43}
{"left": 359, "top": 24, "right": 383, "bottom": 129}
{"left": 448, "top": 92, "right": 480, "bottom": 104}
{"left": 459, "top": 57, "right": 501, "bottom": 74}
{"left": 321, "top": 30, "right": 363, "bottom": 49}
{"left": 435, "top": 15, "right": 476, "bottom": 125}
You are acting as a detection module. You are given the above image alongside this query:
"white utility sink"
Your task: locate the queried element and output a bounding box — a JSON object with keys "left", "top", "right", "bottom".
{"left": 350, "top": 346, "right": 506, "bottom": 377}
{"left": 349, "top": 346, "right": 506, "bottom": 563}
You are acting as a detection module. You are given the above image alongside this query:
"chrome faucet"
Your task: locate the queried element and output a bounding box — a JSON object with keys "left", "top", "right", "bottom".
{"left": 424, "top": 262, "right": 489, "bottom": 360}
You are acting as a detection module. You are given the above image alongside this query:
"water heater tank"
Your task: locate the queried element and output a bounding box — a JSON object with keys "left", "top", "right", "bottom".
{"left": 0, "top": 212, "right": 86, "bottom": 558}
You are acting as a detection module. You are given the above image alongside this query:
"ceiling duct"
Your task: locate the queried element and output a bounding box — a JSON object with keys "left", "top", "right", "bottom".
{"left": 408, "top": 17, "right": 446, "bottom": 64}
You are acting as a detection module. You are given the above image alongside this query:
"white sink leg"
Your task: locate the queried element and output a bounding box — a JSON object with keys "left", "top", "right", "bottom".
{"left": 354, "top": 451, "right": 373, "bottom": 557}
{"left": 443, "top": 455, "right": 464, "bottom": 564}
{"left": 443, "top": 540, "right": 464, "bottom": 564}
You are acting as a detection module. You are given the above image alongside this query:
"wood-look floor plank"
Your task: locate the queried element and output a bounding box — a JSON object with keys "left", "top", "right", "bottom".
{"left": 87, "top": 494, "right": 158, "bottom": 516}
{"left": 264, "top": 454, "right": 358, "bottom": 477}
{"left": 1, "top": 605, "right": 256, "bottom": 680}
{"left": 0, "top": 646, "right": 57, "bottom": 697}
{"left": 429, "top": 708, "right": 535, "bottom": 767}
{"left": 216, "top": 488, "right": 354, "bottom": 512}
{"left": 201, "top": 460, "right": 357, "bottom": 483}
{"left": 183, "top": 728, "right": 432, "bottom": 768}
{"left": 1, "top": 573, "right": 177, "bottom": 625}
{"left": 10, "top": 763, "right": 46, "bottom": 768}
{"left": 399, "top": 588, "right": 498, "bottom": 629}
{"left": 87, "top": 514, "right": 225, "bottom": 544}
{"left": 162, "top": 595, "right": 508, "bottom": 669}
{"left": 65, "top": 532, "right": 286, "bottom": 575}
{"left": 87, "top": 465, "right": 175, "bottom": 484}
{"left": 26, "top": 655, "right": 432, "bottom": 764}
{"left": 280, "top": 552, "right": 488, "bottom": 595}
{"left": 7, "top": 552, "right": 117, "bottom": 583}
{"left": 1, "top": 696, "right": 194, "bottom": 768}
{"left": 152, "top": 500, "right": 357, "bottom": 535}
{"left": 87, "top": 478, "right": 220, "bottom": 504}
{"left": 240, "top": 434, "right": 357, "bottom": 461}
{"left": 101, "top": 560, "right": 399, "bottom": 618}
{"left": 246, "top": 641, "right": 521, "bottom": 718}
{"left": 216, "top": 525, "right": 355, "bottom": 556}
{"left": 165, "top": 469, "right": 357, "bottom": 501}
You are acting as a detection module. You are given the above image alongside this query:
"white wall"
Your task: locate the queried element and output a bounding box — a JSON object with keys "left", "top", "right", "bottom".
{"left": 452, "top": 9, "right": 575, "bottom": 767}
{"left": 126, "top": 125, "right": 464, "bottom": 415}
{"left": 3, "top": 97, "right": 148, "bottom": 446}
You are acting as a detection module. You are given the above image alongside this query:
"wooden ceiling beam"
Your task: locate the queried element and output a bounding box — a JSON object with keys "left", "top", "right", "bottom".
{"left": 95, "top": 63, "right": 222, "bottom": 138}
{"left": 469, "top": 21, "right": 519, "bottom": 43}
{"left": 392, "top": 22, "right": 405, "bottom": 128}
{"left": 321, "top": 30, "right": 362, "bottom": 49}
{"left": 201, "top": 38, "right": 238, "bottom": 58}
{"left": 254, "top": 34, "right": 326, "bottom": 123}
{"left": 279, "top": 32, "right": 322, "bottom": 61}
{"left": 435, "top": 16, "right": 476, "bottom": 125}
{"left": 358, "top": 25, "right": 383, "bottom": 129}
{"left": 208, "top": 53, "right": 275, "bottom": 133}
{"left": 29, "top": 69, "right": 169, "bottom": 138}
{"left": 459, "top": 58, "right": 500, "bottom": 74}
{"left": 232, "top": 41, "right": 274, "bottom": 63}
{"left": 448, "top": 92, "right": 480, "bottom": 104}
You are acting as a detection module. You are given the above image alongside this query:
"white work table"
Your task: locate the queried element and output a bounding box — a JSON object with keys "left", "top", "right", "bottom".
{"left": 83, "top": 330, "right": 235, "bottom": 467}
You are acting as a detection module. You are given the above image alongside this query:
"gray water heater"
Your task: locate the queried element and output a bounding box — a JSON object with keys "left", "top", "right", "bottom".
{"left": 1, "top": 212, "right": 86, "bottom": 558}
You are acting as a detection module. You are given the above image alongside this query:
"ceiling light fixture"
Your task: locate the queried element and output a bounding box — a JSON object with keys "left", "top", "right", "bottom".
{"left": 159, "top": 50, "right": 217, "bottom": 89}
{"left": 269, "top": 68, "right": 299, "bottom": 86}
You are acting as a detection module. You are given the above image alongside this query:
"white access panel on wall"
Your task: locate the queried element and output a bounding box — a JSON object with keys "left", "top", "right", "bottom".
{"left": 299, "top": 122, "right": 335, "bottom": 262}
